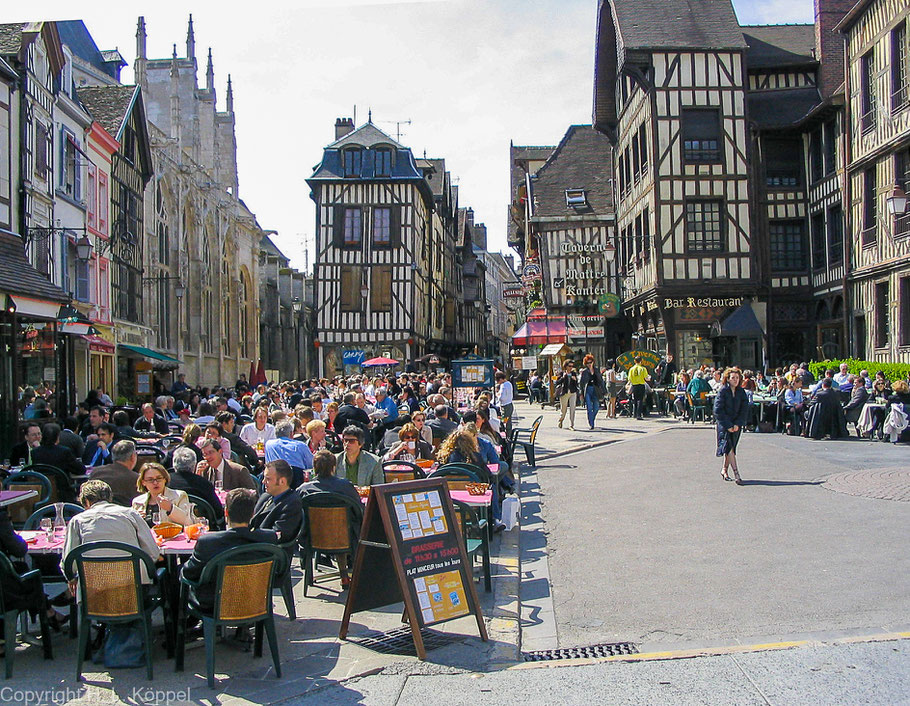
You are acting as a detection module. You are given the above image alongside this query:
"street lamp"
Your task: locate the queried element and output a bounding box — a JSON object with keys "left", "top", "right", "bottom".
{"left": 75, "top": 235, "right": 93, "bottom": 262}
{"left": 887, "top": 184, "right": 909, "bottom": 215}
{"left": 292, "top": 296, "right": 302, "bottom": 314}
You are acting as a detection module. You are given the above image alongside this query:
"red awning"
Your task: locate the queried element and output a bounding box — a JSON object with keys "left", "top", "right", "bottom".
{"left": 82, "top": 334, "right": 115, "bottom": 353}
{"left": 511, "top": 319, "right": 567, "bottom": 347}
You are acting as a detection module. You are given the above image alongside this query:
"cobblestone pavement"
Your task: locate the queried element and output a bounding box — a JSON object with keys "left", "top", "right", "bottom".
{"left": 820, "top": 468, "right": 910, "bottom": 502}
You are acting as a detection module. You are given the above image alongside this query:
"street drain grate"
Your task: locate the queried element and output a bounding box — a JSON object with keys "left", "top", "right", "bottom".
{"left": 522, "top": 642, "right": 639, "bottom": 662}
{"left": 346, "top": 627, "right": 463, "bottom": 655}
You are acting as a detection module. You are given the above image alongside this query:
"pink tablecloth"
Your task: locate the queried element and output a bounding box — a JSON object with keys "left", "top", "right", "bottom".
{"left": 449, "top": 489, "right": 492, "bottom": 507}
{"left": 19, "top": 530, "right": 65, "bottom": 554}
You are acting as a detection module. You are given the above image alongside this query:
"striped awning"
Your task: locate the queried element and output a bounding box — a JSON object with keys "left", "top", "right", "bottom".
{"left": 511, "top": 319, "right": 567, "bottom": 347}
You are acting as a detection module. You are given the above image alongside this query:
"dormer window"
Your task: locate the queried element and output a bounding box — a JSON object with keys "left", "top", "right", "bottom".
{"left": 343, "top": 148, "right": 362, "bottom": 177}
{"left": 565, "top": 189, "right": 587, "bottom": 207}
{"left": 375, "top": 147, "right": 394, "bottom": 177}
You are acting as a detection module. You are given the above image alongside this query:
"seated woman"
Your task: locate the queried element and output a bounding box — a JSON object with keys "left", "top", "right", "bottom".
{"left": 437, "top": 423, "right": 507, "bottom": 530}
{"left": 131, "top": 462, "right": 192, "bottom": 527}
{"left": 410, "top": 410, "right": 433, "bottom": 447}
{"left": 383, "top": 423, "right": 434, "bottom": 462}
{"left": 164, "top": 423, "right": 204, "bottom": 467}
{"left": 474, "top": 407, "right": 504, "bottom": 446}
{"left": 784, "top": 379, "right": 806, "bottom": 435}
{"left": 674, "top": 372, "right": 691, "bottom": 418}
{"left": 870, "top": 379, "right": 910, "bottom": 441}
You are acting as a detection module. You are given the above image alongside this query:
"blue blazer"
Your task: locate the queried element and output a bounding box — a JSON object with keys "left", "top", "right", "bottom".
{"left": 714, "top": 385, "right": 750, "bottom": 430}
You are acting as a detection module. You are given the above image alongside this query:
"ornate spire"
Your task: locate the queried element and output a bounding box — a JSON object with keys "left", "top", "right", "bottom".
{"left": 170, "top": 44, "right": 178, "bottom": 75}
{"left": 136, "top": 17, "right": 147, "bottom": 60}
{"left": 226, "top": 74, "right": 234, "bottom": 113}
{"left": 186, "top": 14, "right": 195, "bottom": 61}
{"left": 206, "top": 47, "right": 214, "bottom": 91}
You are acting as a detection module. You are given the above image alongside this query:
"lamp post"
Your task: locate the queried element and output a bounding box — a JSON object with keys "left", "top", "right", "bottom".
{"left": 292, "top": 296, "right": 302, "bottom": 379}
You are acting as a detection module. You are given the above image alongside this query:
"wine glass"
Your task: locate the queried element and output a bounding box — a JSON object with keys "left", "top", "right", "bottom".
{"left": 214, "top": 479, "right": 223, "bottom": 492}
{"left": 198, "top": 517, "right": 209, "bottom": 535}
{"left": 152, "top": 511, "right": 162, "bottom": 526}
{"left": 161, "top": 438, "right": 170, "bottom": 450}
{"left": 40, "top": 517, "right": 52, "bottom": 541}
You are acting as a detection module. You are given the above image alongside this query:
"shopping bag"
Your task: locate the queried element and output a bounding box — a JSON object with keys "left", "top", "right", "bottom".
{"left": 501, "top": 496, "right": 520, "bottom": 531}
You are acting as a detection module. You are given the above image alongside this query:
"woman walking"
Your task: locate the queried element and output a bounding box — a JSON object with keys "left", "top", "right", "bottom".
{"left": 714, "top": 367, "right": 749, "bottom": 485}
{"left": 556, "top": 362, "right": 579, "bottom": 430}
{"left": 580, "top": 355, "right": 605, "bottom": 430}
{"left": 604, "top": 360, "right": 620, "bottom": 419}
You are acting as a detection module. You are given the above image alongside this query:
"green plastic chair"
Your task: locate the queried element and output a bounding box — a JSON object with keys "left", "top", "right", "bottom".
{"left": 0, "top": 552, "right": 53, "bottom": 677}
{"left": 276, "top": 520, "right": 304, "bottom": 620}
{"left": 23, "top": 503, "right": 84, "bottom": 529}
{"left": 176, "top": 544, "right": 287, "bottom": 688}
{"left": 63, "top": 541, "right": 170, "bottom": 681}
{"left": 3, "top": 472, "right": 53, "bottom": 527}
{"left": 298, "top": 492, "right": 363, "bottom": 595}
{"left": 452, "top": 499, "right": 491, "bottom": 593}
{"left": 20, "top": 464, "right": 76, "bottom": 503}
{"left": 186, "top": 494, "right": 222, "bottom": 531}
{"left": 508, "top": 415, "right": 543, "bottom": 467}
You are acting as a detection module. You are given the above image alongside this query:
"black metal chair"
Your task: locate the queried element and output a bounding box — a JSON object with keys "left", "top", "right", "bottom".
{"left": 176, "top": 544, "right": 287, "bottom": 688}
{"left": 0, "top": 552, "right": 53, "bottom": 677}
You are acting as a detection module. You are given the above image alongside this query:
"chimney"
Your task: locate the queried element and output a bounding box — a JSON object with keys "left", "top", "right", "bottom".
{"left": 814, "top": 0, "right": 853, "bottom": 99}
{"left": 335, "top": 117, "right": 354, "bottom": 140}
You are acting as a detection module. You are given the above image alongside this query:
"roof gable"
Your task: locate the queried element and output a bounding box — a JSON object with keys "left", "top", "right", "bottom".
{"left": 742, "top": 25, "right": 817, "bottom": 69}
{"left": 57, "top": 20, "right": 123, "bottom": 80}
{"left": 611, "top": 0, "right": 747, "bottom": 50}
{"left": 329, "top": 122, "right": 403, "bottom": 150}
{"left": 77, "top": 84, "right": 153, "bottom": 182}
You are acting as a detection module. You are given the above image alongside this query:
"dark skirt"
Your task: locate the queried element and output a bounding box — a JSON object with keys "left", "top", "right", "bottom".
{"left": 715, "top": 427, "right": 742, "bottom": 457}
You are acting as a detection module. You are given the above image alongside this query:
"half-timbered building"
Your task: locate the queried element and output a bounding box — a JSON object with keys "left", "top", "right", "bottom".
{"left": 309, "top": 120, "right": 436, "bottom": 376}
{"left": 837, "top": 0, "right": 910, "bottom": 363}
{"left": 594, "top": 0, "right": 760, "bottom": 369}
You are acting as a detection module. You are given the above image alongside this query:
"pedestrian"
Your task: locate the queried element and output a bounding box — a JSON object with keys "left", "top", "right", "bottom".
{"left": 604, "top": 359, "right": 621, "bottom": 419}
{"left": 580, "top": 354, "right": 605, "bottom": 430}
{"left": 495, "top": 371, "right": 514, "bottom": 435}
{"left": 628, "top": 356, "right": 650, "bottom": 420}
{"left": 714, "top": 367, "right": 749, "bottom": 485}
{"left": 556, "top": 361, "right": 578, "bottom": 430}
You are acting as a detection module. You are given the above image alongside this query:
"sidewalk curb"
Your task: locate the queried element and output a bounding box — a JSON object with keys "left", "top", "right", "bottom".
{"left": 535, "top": 426, "right": 683, "bottom": 462}
{"left": 508, "top": 631, "right": 910, "bottom": 671}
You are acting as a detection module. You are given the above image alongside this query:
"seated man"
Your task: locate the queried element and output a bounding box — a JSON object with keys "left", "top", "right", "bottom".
{"left": 427, "top": 405, "right": 458, "bottom": 442}
{"left": 169, "top": 446, "right": 224, "bottom": 518}
{"left": 134, "top": 403, "right": 168, "bottom": 435}
{"left": 196, "top": 438, "right": 257, "bottom": 491}
{"left": 9, "top": 421, "right": 42, "bottom": 467}
{"left": 250, "top": 460, "right": 303, "bottom": 547}
{"left": 264, "top": 420, "right": 314, "bottom": 473}
{"left": 30, "top": 422, "right": 85, "bottom": 481}
{"left": 843, "top": 376, "right": 869, "bottom": 432}
{"left": 373, "top": 389, "right": 399, "bottom": 422}
{"left": 180, "top": 488, "right": 278, "bottom": 614}
{"left": 89, "top": 440, "right": 141, "bottom": 506}
{"left": 82, "top": 422, "right": 118, "bottom": 467}
{"left": 805, "top": 378, "right": 850, "bottom": 440}
{"left": 217, "top": 412, "right": 259, "bottom": 471}
{"left": 63, "top": 479, "right": 161, "bottom": 587}
{"left": 335, "top": 425, "right": 383, "bottom": 487}
{"left": 299, "top": 450, "right": 361, "bottom": 505}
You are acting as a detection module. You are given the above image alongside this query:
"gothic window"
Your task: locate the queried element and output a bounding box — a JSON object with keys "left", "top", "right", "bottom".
{"left": 239, "top": 270, "right": 249, "bottom": 355}
{"left": 221, "top": 248, "right": 232, "bottom": 356}
{"left": 157, "top": 273, "right": 172, "bottom": 349}
{"left": 156, "top": 184, "right": 169, "bottom": 266}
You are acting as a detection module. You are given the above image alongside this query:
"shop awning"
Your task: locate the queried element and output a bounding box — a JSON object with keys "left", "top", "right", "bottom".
{"left": 83, "top": 334, "right": 115, "bottom": 353}
{"left": 0, "top": 229, "right": 70, "bottom": 311}
{"left": 512, "top": 319, "right": 567, "bottom": 347}
{"left": 711, "top": 304, "right": 764, "bottom": 338}
{"left": 119, "top": 344, "right": 181, "bottom": 363}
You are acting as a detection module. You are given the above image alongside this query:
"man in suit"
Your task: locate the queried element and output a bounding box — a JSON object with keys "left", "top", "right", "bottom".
{"left": 427, "top": 405, "right": 458, "bottom": 442}
{"left": 334, "top": 393, "right": 371, "bottom": 435}
{"left": 805, "top": 378, "right": 850, "bottom": 440}
{"left": 196, "top": 438, "right": 257, "bottom": 491}
{"left": 335, "top": 425, "right": 383, "bottom": 486}
{"left": 80, "top": 405, "right": 109, "bottom": 440}
{"left": 217, "top": 412, "right": 259, "bottom": 471}
{"left": 88, "top": 440, "right": 141, "bottom": 507}
{"left": 169, "top": 446, "right": 223, "bottom": 518}
{"left": 180, "top": 488, "right": 278, "bottom": 614}
{"left": 82, "top": 422, "right": 118, "bottom": 467}
{"left": 134, "top": 403, "right": 168, "bottom": 435}
{"left": 250, "top": 460, "right": 302, "bottom": 587}
{"left": 58, "top": 416, "right": 85, "bottom": 461}
{"left": 9, "top": 421, "right": 42, "bottom": 466}
{"left": 30, "top": 423, "right": 85, "bottom": 480}
{"left": 843, "top": 376, "right": 870, "bottom": 432}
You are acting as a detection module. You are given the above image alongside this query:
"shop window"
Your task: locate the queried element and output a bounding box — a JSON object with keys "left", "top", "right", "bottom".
{"left": 875, "top": 281, "right": 889, "bottom": 348}
{"left": 677, "top": 330, "right": 713, "bottom": 369}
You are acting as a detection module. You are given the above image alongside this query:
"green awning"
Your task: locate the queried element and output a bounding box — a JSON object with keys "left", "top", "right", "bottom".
{"left": 119, "top": 344, "right": 181, "bottom": 363}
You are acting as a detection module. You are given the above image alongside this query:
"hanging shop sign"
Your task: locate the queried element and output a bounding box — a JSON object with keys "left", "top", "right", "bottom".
{"left": 598, "top": 293, "right": 622, "bottom": 318}
{"left": 512, "top": 356, "right": 539, "bottom": 371}
{"left": 522, "top": 264, "right": 542, "bottom": 281}
{"left": 616, "top": 349, "right": 662, "bottom": 372}
{"left": 503, "top": 285, "right": 526, "bottom": 299}
{"left": 342, "top": 350, "right": 366, "bottom": 366}
{"left": 567, "top": 315, "right": 605, "bottom": 340}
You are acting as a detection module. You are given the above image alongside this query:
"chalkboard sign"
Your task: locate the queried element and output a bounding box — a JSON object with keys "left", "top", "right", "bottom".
{"left": 451, "top": 358, "right": 495, "bottom": 389}
{"left": 339, "top": 479, "right": 487, "bottom": 659}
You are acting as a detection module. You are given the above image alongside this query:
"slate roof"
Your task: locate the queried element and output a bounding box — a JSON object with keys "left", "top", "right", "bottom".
{"left": 530, "top": 126, "right": 614, "bottom": 219}
{"left": 0, "top": 23, "right": 24, "bottom": 55}
{"left": 76, "top": 84, "right": 137, "bottom": 139}
{"left": 610, "top": 0, "right": 747, "bottom": 51}
{"left": 328, "top": 123, "right": 404, "bottom": 150}
{"left": 0, "top": 56, "right": 15, "bottom": 81}
{"left": 56, "top": 21, "right": 121, "bottom": 79}
{"left": 0, "top": 229, "right": 70, "bottom": 303}
{"left": 419, "top": 158, "right": 448, "bottom": 198}
{"left": 742, "top": 25, "right": 817, "bottom": 69}
{"left": 260, "top": 235, "right": 289, "bottom": 262}
{"left": 748, "top": 87, "right": 821, "bottom": 129}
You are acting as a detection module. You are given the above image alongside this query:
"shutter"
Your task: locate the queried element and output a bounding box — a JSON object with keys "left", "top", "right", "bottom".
{"left": 390, "top": 205, "right": 402, "bottom": 247}
{"left": 382, "top": 266, "right": 393, "bottom": 311}
{"left": 87, "top": 164, "right": 96, "bottom": 227}
{"left": 333, "top": 205, "right": 344, "bottom": 248}
{"left": 74, "top": 137, "right": 82, "bottom": 201}
{"left": 58, "top": 126, "right": 66, "bottom": 189}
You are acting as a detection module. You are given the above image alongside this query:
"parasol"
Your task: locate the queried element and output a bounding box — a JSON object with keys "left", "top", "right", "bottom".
{"left": 361, "top": 357, "right": 400, "bottom": 368}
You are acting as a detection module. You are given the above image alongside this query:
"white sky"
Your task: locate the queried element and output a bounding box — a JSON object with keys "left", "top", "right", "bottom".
{"left": 8, "top": 0, "right": 814, "bottom": 270}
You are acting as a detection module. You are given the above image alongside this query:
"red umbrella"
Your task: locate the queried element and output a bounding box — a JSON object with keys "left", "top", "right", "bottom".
{"left": 255, "top": 360, "right": 267, "bottom": 386}
{"left": 248, "top": 360, "right": 257, "bottom": 384}
{"left": 361, "top": 357, "right": 399, "bottom": 367}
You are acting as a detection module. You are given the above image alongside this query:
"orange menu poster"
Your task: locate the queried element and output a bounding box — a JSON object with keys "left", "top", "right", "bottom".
{"left": 413, "top": 569, "right": 469, "bottom": 624}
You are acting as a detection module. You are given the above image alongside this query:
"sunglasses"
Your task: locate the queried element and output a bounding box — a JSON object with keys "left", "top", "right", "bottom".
{"left": 342, "top": 438, "right": 359, "bottom": 444}
{"left": 144, "top": 476, "right": 165, "bottom": 483}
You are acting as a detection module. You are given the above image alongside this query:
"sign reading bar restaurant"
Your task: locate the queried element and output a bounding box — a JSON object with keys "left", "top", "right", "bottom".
{"left": 503, "top": 285, "right": 525, "bottom": 299}
{"left": 339, "top": 479, "right": 487, "bottom": 660}
{"left": 663, "top": 297, "right": 743, "bottom": 309}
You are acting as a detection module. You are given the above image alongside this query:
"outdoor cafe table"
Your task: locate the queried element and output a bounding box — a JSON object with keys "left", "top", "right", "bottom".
{"left": 0, "top": 489, "right": 38, "bottom": 508}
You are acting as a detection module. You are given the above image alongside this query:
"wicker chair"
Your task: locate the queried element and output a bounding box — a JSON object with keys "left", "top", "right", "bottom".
{"left": 0, "top": 552, "right": 52, "bottom": 677}
{"left": 176, "top": 544, "right": 287, "bottom": 688}
{"left": 63, "top": 541, "right": 170, "bottom": 681}
{"left": 20, "top": 464, "right": 76, "bottom": 504}
{"left": 381, "top": 460, "right": 426, "bottom": 483}
{"left": 3, "top": 472, "right": 52, "bottom": 527}
{"left": 428, "top": 465, "right": 480, "bottom": 491}
{"left": 299, "top": 492, "right": 363, "bottom": 596}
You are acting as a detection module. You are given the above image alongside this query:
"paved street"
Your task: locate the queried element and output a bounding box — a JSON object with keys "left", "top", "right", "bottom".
{"left": 525, "top": 423, "right": 910, "bottom": 651}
